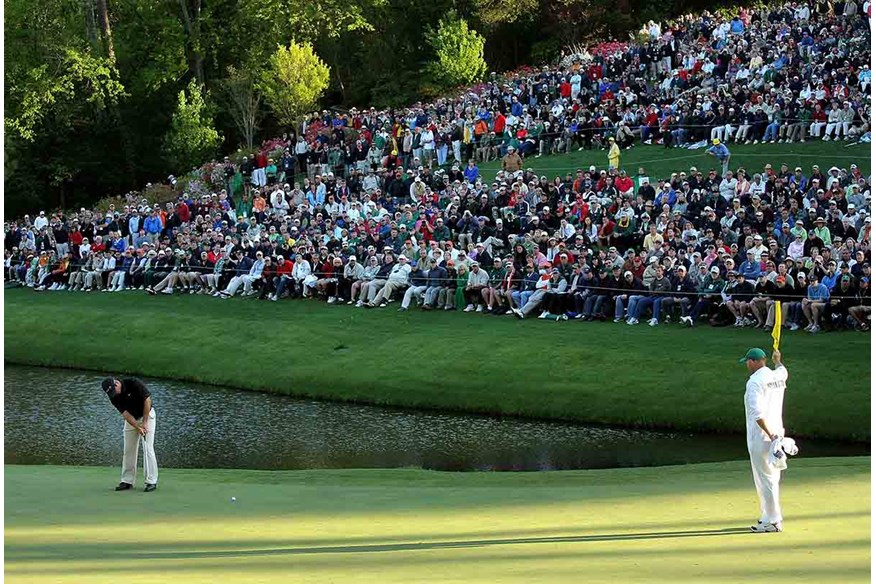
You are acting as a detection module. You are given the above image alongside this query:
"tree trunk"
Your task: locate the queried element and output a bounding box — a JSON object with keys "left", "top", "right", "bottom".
{"left": 92, "top": 0, "right": 136, "bottom": 187}
{"left": 178, "top": 0, "right": 205, "bottom": 85}
{"left": 84, "top": 0, "right": 99, "bottom": 50}
{"left": 95, "top": 0, "right": 115, "bottom": 61}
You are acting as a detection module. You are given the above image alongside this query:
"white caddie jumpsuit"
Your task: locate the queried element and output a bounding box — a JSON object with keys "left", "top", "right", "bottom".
{"left": 744, "top": 364, "right": 788, "bottom": 524}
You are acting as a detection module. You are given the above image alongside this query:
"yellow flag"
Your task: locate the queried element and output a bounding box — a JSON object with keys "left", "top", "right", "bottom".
{"left": 771, "top": 302, "right": 782, "bottom": 351}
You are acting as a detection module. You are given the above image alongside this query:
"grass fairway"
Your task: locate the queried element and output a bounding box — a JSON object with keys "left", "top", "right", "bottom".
{"left": 4, "top": 458, "right": 870, "bottom": 583}
{"left": 4, "top": 288, "right": 870, "bottom": 440}
{"left": 478, "top": 141, "right": 870, "bottom": 179}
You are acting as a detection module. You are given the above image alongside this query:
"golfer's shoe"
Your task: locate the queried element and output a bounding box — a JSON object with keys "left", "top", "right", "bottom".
{"left": 144, "top": 483, "right": 157, "bottom": 493}
{"left": 750, "top": 521, "right": 782, "bottom": 533}
{"left": 114, "top": 482, "right": 133, "bottom": 491}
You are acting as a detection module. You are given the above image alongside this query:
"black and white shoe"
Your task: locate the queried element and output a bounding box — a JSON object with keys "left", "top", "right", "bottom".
{"left": 144, "top": 483, "right": 157, "bottom": 493}
{"left": 750, "top": 521, "right": 782, "bottom": 533}
{"left": 114, "top": 482, "right": 133, "bottom": 491}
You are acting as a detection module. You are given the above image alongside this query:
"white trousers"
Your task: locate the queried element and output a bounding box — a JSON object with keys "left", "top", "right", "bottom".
{"left": 401, "top": 285, "right": 427, "bottom": 308}
{"left": 110, "top": 271, "right": 126, "bottom": 288}
{"left": 225, "top": 275, "right": 244, "bottom": 296}
{"left": 122, "top": 409, "right": 158, "bottom": 485}
{"left": 748, "top": 438, "right": 782, "bottom": 524}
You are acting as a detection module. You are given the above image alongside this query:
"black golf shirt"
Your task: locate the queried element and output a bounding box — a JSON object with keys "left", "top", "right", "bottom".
{"left": 109, "top": 378, "right": 151, "bottom": 419}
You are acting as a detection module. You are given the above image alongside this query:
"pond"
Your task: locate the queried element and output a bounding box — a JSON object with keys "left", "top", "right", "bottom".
{"left": 4, "top": 366, "right": 867, "bottom": 471}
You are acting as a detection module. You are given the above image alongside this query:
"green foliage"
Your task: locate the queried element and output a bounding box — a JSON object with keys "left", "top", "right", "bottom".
{"left": 425, "top": 11, "right": 488, "bottom": 89}
{"left": 5, "top": 50, "right": 126, "bottom": 142}
{"left": 259, "top": 42, "right": 330, "bottom": 128}
{"left": 162, "top": 80, "right": 222, "bottom": 173}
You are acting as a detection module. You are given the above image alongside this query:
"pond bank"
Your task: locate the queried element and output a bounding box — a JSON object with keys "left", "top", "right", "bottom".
{"left": 4, "top": 289, "right": 871, "bottom": 441}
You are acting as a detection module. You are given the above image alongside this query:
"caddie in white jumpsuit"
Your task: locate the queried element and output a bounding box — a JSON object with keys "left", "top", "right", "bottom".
{"left": 740, "top": 347, "right": 788, "bottom": 533}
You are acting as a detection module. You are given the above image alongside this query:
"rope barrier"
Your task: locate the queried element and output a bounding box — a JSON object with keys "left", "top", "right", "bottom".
{"left": 5, "top": 258, "right": 868, "bottom": 300}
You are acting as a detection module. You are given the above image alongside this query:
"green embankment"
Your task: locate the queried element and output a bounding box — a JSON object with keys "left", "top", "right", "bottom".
{"left": 478, "top": 141, "right": 870, "bottom": 179}
{"left": 4, "top": 458, "right": 871, "bottom": 583}
{"left": 4, "top": 289, "right": 870, "bottom": 440}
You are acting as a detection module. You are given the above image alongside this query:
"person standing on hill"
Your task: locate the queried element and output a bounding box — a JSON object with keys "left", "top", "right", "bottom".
{"left": 607, "top": 136, "right": 621, "bottom": 170}
{"left": 706, "top": 138, "right": 731, "bottom": 175}
{"left": 739, "top": 348, "right": 788, "bottom": 533}
{"left": 102, "top": 377, "right": 159, "bottom": 492}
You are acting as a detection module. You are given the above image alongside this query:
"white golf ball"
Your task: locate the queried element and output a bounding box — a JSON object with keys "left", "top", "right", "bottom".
{"left": 231, "top": 496, "right": 236, "bottom": 502}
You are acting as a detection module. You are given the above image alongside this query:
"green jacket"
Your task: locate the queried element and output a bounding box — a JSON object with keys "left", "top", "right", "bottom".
{"left": 699, "top": 275, "right": 725, "bottom": 297}
{"left": 488, "top": 266, "right": 506, "bottom": 286}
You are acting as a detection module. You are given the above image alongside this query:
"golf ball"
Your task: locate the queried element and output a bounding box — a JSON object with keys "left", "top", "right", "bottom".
{"left": 231, "top": 497, "right": 236, "bottom": 502}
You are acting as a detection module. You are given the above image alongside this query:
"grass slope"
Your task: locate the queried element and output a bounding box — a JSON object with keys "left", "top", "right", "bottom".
{"left": 478, "top": 141, "right": 870, "bottom": 180}
{"left": 4, "top": 458, "right": 870, "bottom": 583}
{"left": 4, "top": 289, "right": 870, "bottom": 440}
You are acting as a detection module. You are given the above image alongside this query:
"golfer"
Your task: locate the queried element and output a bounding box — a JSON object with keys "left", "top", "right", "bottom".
{"left": 102, "top": 377, "right": 159, "bottom": 492}
{"left": 739, "top": 347, "right": 787, "bottom": 533}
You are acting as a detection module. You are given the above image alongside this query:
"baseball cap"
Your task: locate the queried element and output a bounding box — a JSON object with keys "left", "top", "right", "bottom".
{"left": 710, "top": 266, "right": 720, "bottom": 274}
{"left": 738, "top": 347, "right": 766, "bottom": 363}
{"left": 101, "top": 377, "right": 116, "bottom": 397}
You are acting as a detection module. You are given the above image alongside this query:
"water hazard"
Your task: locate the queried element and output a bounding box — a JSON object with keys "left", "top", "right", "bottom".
{"left": 4, "top": 366, "right": 867, "bottom": 471}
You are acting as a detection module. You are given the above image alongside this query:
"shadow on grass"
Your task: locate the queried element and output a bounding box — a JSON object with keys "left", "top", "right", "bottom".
{"left": 8, "top": 527, "right": 755, "bottom": 564}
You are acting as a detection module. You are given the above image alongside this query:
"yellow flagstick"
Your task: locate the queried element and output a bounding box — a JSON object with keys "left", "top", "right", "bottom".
{"left": 771, "top": 301, "right": 783, "bottom": 351}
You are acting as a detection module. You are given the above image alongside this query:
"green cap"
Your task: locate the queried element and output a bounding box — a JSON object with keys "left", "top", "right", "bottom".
{"left": 739, "top": 347, "right": 767, "bottom": 363}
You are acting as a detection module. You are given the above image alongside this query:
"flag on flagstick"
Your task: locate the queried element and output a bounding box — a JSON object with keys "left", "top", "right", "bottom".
{"left": 771, "top": 302, "right": 782, "bottom": 351}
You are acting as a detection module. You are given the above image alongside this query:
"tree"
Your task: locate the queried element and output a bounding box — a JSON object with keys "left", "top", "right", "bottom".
{"left": 163, "top": 80, "right": 221, "bottom": 172}
{"left": 259, "top": 42, "right": 329, "bottom": 128}
{"left": 425, "top": 11, "right": 487, "bottom": 89}
{"left": 218, "top": 66, "right": 262, "bottom": 149}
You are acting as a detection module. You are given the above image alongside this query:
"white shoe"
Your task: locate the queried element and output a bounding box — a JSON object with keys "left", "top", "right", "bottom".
{"left": 48, "top": 283, "right": 58, "bottom": 290}
{"left": 627, "top": 318, "right": 639, "bottom": 325}
{"left": 327, "top": 296, "right": 336, "bottom": 304}
{"left": 464, "top": 304, "right": 475, "bottom": 312}
{"left": 648, "top": 318, "right": 658, "bottom": 327}
{"left": 270, "top": 295, "right": 277, "bottom": 302}
{"left": 475, "top": 305, "right": 483, "bottom": 313}
{"left": 162, "top": 288, "right": 173, "bottom": 295}
{"left": 681, "top": 316, "right": 693, "bottom": 327}
{"left": 512, "top": 308, "right": 524, "bottom": 319}
{"left": 538, "top": 311, "right": 549, "bottom": 319}
{"left": 346, "top": 300, "right": 353, "bottom": 305}
{"left": 613, "top": 317, "right": 623, "bottom": 323}
{"left": 356, "top": 300, "right": 364, "bottom": 307}
{"left": 750, "top": 521, "right": 782, "bottom": 533}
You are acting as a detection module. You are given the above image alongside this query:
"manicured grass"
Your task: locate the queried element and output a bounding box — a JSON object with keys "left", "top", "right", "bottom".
{"left": 478, "top": 141, "right": 870, "bottom": 180}
{"left": 4, "top": 288, "right": 870, "bottom": 440}
{"left": 4, "top": 458, "right": 870, "bottom": 583}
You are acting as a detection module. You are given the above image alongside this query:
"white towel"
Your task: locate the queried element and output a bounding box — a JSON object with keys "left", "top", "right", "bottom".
{"left": 769, "top": 437, "right": 799, "bottom": 470}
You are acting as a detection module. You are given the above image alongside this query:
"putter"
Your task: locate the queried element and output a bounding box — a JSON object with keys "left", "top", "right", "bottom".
{"left": 140, "top": 431, "right": 147, "bottom": 485}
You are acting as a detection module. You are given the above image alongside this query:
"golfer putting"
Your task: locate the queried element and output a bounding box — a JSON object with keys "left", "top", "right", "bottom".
{"left": 102, "top": 377, "right": 159, "bottom": 492}
{"left": 740, "top": 347, "right": 789, "bottom": 533}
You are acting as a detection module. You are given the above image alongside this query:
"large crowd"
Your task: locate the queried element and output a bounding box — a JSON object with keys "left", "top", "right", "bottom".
{"left": 5, "top": 1, "right": 872, "bottom": 333}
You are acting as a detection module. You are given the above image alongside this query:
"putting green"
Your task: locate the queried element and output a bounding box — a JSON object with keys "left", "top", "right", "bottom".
{"left": 5, "top": 458, "right": 870, "bottom": 583}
